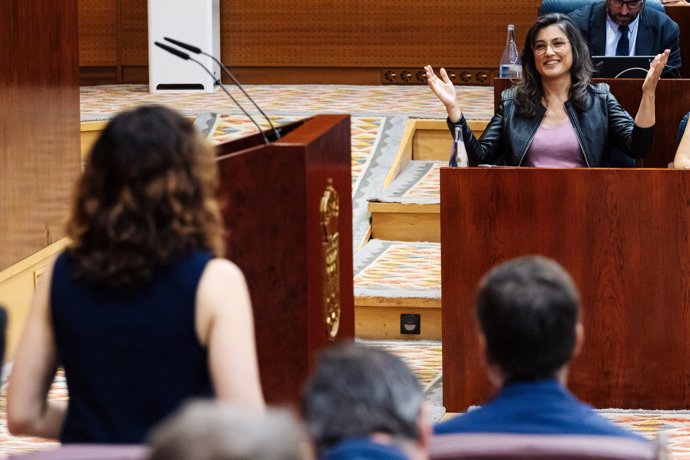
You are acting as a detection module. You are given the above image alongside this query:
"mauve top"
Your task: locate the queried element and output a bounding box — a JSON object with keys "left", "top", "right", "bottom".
{"left": 51, "top": 250, "right": 214, "bottom": 444}
{"left": 524, "top": 118, "right": 586, "bottom": 168}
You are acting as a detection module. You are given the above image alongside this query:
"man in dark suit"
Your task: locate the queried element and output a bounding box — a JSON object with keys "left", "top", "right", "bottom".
{"left": 568, "top": 0, "right": 681, "bottom": 76}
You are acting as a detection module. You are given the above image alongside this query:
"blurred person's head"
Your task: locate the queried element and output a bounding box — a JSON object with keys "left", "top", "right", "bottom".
{"left": 476, "top": 256, "right": 584, "bottom": 386}
{"left": 67, "top": 105, "right": 224, "bottom": 292}
{"left": 148, "top": 401, "right": 310, "bottom": 460}
{"left": 303, "top": 343, "right": 430, "bottom": 460}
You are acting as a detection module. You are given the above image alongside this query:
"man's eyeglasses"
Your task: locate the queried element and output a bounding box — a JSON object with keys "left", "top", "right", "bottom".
{"left": 533, "top": 40, "right": 570, "bottom": 55}
{"left": 609, "top": 0, "right": 644, "bottom": 9}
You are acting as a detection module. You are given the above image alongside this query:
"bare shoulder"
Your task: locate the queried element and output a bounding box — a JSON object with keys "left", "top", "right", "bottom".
{"left": 195, "top": 258, "right": 251, "bottom": 345}
{"left": 202, "top": 258, "right": 245, "bottom": 281}
{"left": 197, "top": 258, "right": 249, "bottom": 307}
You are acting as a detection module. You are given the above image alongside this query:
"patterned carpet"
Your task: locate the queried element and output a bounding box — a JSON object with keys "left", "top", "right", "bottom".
{"left": 354, "top": 240, "right": 441, "bottom": 299}
{"left": 372, "top": 161, "right": 443, "bottom": 204}
{"left": 79, "top": 84, "right": 494, "bottom": 121}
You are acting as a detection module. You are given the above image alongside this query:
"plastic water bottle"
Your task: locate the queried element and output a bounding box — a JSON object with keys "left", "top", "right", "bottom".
{"left": 449, "top": 126, "right": 468, "bottom": 167}
{"left": 499, "top": 24, "right": 522, "bottom": 79}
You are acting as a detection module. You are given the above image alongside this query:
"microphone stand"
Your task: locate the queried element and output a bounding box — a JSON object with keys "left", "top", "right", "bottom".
{"left": 154, "top": 41, "right": 270, "bottom": 145}
{"left": 163, "top": 36, "right": 281, "bottom": 140}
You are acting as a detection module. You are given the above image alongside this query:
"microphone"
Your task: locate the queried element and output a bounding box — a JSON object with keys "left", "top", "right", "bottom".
{"left": 163, "top": 36, "right": 281, "bottom": 140}
{"left": 154, "top": 41, "right": 270, "bottom": 145}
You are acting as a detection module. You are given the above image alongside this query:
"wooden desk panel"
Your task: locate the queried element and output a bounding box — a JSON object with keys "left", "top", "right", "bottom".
{"left": 441, "top": 167, "right": 690, "bottom": 411}
{"left": 494, "top": 78, "right": 690, "bottom": 168}
{"left": 666, "top": 5, "right": 690, "bottom": 78}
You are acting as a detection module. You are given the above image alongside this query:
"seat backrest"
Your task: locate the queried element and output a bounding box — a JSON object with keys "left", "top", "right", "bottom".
{"left": 538, "top": 0, "right": 664, "bottom": 16}
{"left": 429, "top": 433, "right": 662, "bottom": 460}
{"left": 7, "top": 445, "right": 148, "bottom": 459}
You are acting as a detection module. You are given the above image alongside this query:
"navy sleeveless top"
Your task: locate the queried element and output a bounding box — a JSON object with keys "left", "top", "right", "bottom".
{"left": 51, "top": 250, "right": 214, "bottom": 444}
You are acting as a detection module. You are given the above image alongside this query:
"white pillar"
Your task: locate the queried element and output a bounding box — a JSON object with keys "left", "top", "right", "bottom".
{"left": 148, "top": 0, "right": 220, "bottom": 92}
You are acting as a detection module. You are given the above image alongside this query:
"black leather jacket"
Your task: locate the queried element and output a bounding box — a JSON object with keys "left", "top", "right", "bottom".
{"left": 447, "top": 83, "right": 654, "bottom": 167}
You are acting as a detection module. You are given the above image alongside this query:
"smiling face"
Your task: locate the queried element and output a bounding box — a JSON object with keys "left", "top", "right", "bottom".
{"left": 533, "top": 24, "right": 573, "bottom": 81}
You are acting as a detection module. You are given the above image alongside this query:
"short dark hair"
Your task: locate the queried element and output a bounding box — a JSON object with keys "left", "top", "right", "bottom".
{"left": 302, "top": 343, "right": 424, "bottom": 455}
{"left": 476, "top": 256, "right": 581, "bottom": 381}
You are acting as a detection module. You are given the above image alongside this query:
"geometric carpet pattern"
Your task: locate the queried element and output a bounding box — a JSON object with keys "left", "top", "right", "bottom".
{"left": 600, "top": 411, "right": 690, "bottom": 458}
{"left": 372, "top": 160, "right": 443, "bottom": 204}
{"left": 354, "top": 240, "right": 441, "bottom": 298}
{"left": 360, "top": 339, "right": 442, "bottom": 390}
{"left": 80, "top": 84, "right": 494, "bottom": 121}
{"left": 403, "top": 162, "right": 443, "bottom": 199}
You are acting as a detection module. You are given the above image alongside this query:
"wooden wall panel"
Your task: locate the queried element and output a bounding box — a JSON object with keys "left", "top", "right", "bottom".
{"left": 0, "top": 0, "right": 81, "bottom": 270}
{"left": 221, "top": 1, "right": 537, "bottom": 68}
{"left": 120, "top": 0, "right": 147, "bottom": 66}
{"left": 120, "top": 0, "right": 148, "bottom": 83}
{"left": 78, "top": 0, "right": 118, "bottom": 66}
{"left": 78, "top": 0, "right": 540, "bottom": 85}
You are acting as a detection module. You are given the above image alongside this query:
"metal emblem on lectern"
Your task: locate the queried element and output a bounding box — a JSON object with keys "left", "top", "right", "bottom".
{"left": 320, "top": 178, "right": 340, "bottom": 340}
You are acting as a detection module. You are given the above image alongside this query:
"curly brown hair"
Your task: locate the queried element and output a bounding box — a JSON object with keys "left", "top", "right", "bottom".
{"left": 66, "top": 105, "right": 225, "bottom": 291}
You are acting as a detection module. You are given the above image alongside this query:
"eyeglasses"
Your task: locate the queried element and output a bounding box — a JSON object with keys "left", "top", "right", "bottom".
{"left": 609, "top": 0, "right": 644, "bottom": 9}
{"left": 533, "top": 39, "right": 570, "bottom": 55}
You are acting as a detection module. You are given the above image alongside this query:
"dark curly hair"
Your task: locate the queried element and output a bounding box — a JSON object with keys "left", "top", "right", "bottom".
{"left": 66, "top": 105, "right": 224, "bottom": 291}
{"left": 514, "top": 13, "right": 595, "bottom": 117}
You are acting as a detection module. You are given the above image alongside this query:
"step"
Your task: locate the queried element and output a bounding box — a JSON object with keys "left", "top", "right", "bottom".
{"left": 369, "top": 160, "right": 442, "bottom": 242}
{"left": 354, "top": 239, "right": 441, "bottom": 340}
{"left": 367, "top": 118, "right": 486, "bottom": 243}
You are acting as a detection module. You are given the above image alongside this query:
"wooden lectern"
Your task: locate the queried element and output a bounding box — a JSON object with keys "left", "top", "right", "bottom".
{"left": 215, "top": 115, "right": 354, "bottom": 405}
{"left": 441, "top": 167, "right": 690, "bottom": 411}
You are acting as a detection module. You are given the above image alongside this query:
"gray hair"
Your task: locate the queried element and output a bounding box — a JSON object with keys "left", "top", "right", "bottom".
{"left": 147, "top": 401, "right": 309, "bottom": 460}
{"left": 302, "top": 342, "right": 425, "bottom": 455}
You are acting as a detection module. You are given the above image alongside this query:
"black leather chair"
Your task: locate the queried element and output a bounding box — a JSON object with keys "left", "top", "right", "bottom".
{"left": 538, "top": 0, "right": 665, "bottom": 16}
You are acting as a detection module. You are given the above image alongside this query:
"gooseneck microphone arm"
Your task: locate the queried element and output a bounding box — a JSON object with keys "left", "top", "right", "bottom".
{"left": 163, "top": 36, "right": 281, "bottom": 140}
{"left": 154, "top": 42, "right": 269, "bottom": 144}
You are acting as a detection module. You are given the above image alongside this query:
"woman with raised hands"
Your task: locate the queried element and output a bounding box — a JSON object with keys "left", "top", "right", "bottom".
{"left": 425, "top": 13, "right": 668, "bottom": 167}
